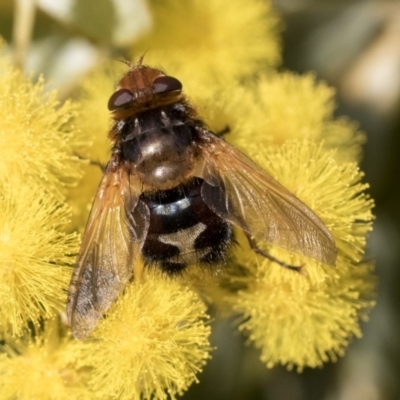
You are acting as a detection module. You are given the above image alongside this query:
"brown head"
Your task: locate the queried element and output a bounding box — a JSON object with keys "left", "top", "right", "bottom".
{"left": 108, "top": 59, "right": 185, "bottom": 120}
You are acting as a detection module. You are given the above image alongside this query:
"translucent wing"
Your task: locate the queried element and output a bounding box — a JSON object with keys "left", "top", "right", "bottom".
{"left": 67, "top": 162, "right": 149, "bottom": 339}
{"left": 198, "top": 133, "right": 337, "bottom": 265}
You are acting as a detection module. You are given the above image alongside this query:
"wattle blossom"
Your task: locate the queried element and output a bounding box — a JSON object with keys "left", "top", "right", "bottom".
{"left": 0, "top": 0, "right": 375, "bottom": 397}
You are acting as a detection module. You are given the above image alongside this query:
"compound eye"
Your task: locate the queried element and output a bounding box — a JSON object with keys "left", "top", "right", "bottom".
{"left": 108, "top": 89, "right": 134, "bottom": 111}
{"left": 152, "top": 76, "right": 182, "bottom": 95}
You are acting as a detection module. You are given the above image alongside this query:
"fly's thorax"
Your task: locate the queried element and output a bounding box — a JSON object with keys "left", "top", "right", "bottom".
{"left": 117, "top": 108, "right": 199, "bottom": 190}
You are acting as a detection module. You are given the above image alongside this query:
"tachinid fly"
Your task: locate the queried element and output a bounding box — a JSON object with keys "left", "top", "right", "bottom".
{"left": 67, "top": 58, "right": 337, "bottom": 339}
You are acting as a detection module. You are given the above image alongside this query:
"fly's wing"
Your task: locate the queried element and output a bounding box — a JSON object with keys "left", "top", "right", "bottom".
{"left": 198, "top": 133, "right": 337, "bottom": 266}
{"left": 67, "top": 163, "right": 149, "bottom": 339}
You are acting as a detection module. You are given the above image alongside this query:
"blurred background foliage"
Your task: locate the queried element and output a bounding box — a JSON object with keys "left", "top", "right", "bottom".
{"left": 0, "top": 0, "right": 399, "bottom": 399}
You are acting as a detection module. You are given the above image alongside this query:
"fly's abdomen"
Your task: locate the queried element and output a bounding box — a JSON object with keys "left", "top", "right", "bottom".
{"left": 140, "top": 179, "right": 233, "bottom": 273}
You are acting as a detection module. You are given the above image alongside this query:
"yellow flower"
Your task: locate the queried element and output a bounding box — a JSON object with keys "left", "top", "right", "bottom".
{"left": 0, "top": 319, "right": 91, "bottom": 400}
{"left": 136, "top": 0, "right": 281, "bottom": 84}
{"left": 235, "top": 260, "right": 375, "bottom": 371}
{"left": 72, "top": 269, "right": 212, "bottom": 400}
{"left": 0, "top": 56, "right": 89, "bottom": 201}
{"left": 0, "top": 0, "right": 375, "bottom": 395}
{"left": 217, "top": 140, "right": 375, "bottom": 370}
{"left": 0, "top": 53, "right": 84, "bottom": 337}
{"left": 256, "top": 140, "right": 374, "bottom": 263}
{"left": 0, "top": 181, "right": 79, "bottom": 337}
{"left": 228, "top": 73, "right": 366, "bottom": 163}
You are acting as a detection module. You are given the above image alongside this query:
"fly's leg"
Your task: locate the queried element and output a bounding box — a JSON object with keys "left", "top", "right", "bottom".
{"left": 74, "top": 152, "right": 106, "bottom": 172}
{"left": 88, "top": 159, "right": 106, "bottom": 172}
{"left": 217, "top": 126, "right": 230, "bottom": 137}
{"left": 246, "top": 234, "right": 305, "bottom": 274}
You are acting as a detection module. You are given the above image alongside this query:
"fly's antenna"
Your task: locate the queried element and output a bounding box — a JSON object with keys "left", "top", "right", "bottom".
{"left": 137, "top": 55, "right": 144, "bottom": 66}
{"left": 137, "top": 49, "right": 150, "bottom": 66}
{"left": 117, "top": 59, "right": 134, "bottom": 69}
{"left": 118, "top": 51, "right": 149, "bottom": 69}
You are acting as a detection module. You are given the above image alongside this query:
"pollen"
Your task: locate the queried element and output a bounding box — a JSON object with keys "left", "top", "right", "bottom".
{"left": 0, "top": 319, "right": 91, "bottom": 400}
{"left": 0, "top": 181, "right": 79, "bottom": 337}
{"left": 219, "top": 140, "right": 376, "bottom": 370}
{"left": 0, "top": 56, "right": 89, "bottom": 201}
{"left": 74, "top": 269, "right": 212, "bottom": 400}
{"left": 135, "top": 0, "right": 281, "bottom": 85}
